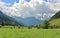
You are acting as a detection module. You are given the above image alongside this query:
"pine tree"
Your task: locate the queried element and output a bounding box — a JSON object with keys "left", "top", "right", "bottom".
{"left": 44, "top": 20, "right": 50, "bottom": 29}
{"left": 2, "top": 20, "right": 4, "bottom": 26}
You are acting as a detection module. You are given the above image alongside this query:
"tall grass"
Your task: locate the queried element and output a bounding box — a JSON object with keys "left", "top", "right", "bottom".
{"left": 0, "top": 28, "right": 60, "bottom": 38}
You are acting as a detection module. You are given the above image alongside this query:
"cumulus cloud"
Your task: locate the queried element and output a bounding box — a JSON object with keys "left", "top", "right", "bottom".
{"left": 0, "top": 0, "right": 60, "bottom": 20}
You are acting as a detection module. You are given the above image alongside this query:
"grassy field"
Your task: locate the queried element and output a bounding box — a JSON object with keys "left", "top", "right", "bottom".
{"left": 50, "top": 18, "right": 60, "bottom": 26}
{"left": 0, "top": 28, "right": 60, "bottom": 38}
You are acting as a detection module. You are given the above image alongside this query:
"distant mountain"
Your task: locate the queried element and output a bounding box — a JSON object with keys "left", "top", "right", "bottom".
{"left": 13, "top": 16, "right": 42, "bottom": 26}
{"left": 0, "top": 11, "right": 22, "bottom": 26}
{"left": 50, "top": 11, "right": 60, "bottom": 21}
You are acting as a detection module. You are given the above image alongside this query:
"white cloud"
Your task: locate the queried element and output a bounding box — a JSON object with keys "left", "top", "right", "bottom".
{"left": 0, "top": 0, "right": 60, "bottom": 20}
{"left": 46, "top": 0, "right": 60, "bottom": 12}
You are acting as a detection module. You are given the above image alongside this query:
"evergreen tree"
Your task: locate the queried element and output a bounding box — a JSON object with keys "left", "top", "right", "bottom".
{"left": 2, "top": 20, "right": 4, "bottom": 26}
{"left": 43, "top": 20, "right": 50, "bottom": 29}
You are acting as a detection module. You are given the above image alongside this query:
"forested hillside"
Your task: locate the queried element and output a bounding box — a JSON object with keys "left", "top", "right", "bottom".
{"left": 0, "top": 11, "right": 22, "bottom": 26}
{"left": 50, "top": 11, "right": 60, "bottom": 20}
{"left": 49, "top": 11, "right": 60, "bottom": 28}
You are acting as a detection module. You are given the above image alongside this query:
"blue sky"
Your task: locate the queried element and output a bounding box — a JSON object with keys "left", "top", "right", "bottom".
{"left": 44, "top": 0, "right": 47, "bottom": 2}
{"left": 2, "top": 0, "right": 19, "bottom": 4}
{"left": 26, "top": 0, "right": 30, "bottom": 2}
{"left": 2, "top": 0, "right": 31, "bottom": 4}
{"left": 1, "top": 0, "right": 31, "bottom": 6}
{"left": 2, "top": 0, "right": 47, "bottom": 4}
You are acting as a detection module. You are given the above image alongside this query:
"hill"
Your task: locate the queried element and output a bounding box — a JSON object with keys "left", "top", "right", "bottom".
{"left": 0, "top": 11, "right": 22, "bottom": 26}
{"left": 50, "top": 11, "right": 60, "bottom": 20}
{"left": 49, "top": 11, "right": 60, "bottom": 26}
{"left": 50, "top": 18, "right": 60, "bottom": 26}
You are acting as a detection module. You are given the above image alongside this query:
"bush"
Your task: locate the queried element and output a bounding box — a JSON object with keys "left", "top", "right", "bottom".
{"left": 36, "top": 24, "right": 40, "bottom": 29}
{"left": 28, "top": 26, "right": 32, "bottom": 29}
{"left": 43, "top": 20, "right": 50, "bottom": 29}
{"left": 18, "top": 26, "right": 20, "bottom": 29}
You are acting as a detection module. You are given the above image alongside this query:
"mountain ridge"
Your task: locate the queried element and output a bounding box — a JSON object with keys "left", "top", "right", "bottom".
{"left": 49, "top": 11, "right": 60, "bottom": 26}
{"left": 0, "top": 11, "right": 22, "bottom": 26}
{"left": 50, "top": 11, "right": 60, "bottom": 21}
{"left": 13, "top": 16, "right": 42, "bottom": 26}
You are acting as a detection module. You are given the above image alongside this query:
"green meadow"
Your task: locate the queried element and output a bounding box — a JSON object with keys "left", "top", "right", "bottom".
{"left": 0, "top": 28, "right": 60, "bottom": 38}
{"left": 50, "top": 18, "right": 60, "bottom": 26}
{"left": 0, "top": 11, "right": 60, "bottom": 38}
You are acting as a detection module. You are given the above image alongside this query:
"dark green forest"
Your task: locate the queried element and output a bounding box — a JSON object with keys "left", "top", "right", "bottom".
{"left": 0, "top": 11, "right": 22, "bottom": 26}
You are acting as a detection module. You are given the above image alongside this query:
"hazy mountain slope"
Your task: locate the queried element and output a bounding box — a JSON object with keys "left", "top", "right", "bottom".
{"left": 50, "top": 11, "right": 60, "bottom": 20}
{"left": 0, "top": 11, "right": 21, "bottom": 26}
{"left": 49, "top": 11, "right": 60, "bottom": 26}
{"left": 14, "top": 16, "right": 42, "bottom": 26}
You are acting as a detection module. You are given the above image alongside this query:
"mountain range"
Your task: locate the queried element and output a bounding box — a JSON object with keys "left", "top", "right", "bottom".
{"left": 0, "top": 11, "right": 22, "bottom": 26}
{"left": 13, "top": 16, "right": 42, "bottom": 26}
{"left": 0, "top": 10, "right": 42, "bottom": 26}
{"left": 0, "top": 10, "right": 60, "bottom": 26}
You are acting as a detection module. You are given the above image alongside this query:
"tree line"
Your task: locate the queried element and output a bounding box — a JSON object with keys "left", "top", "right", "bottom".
{"left": 0, "top": 20, "right": 60, "bottom": 29}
